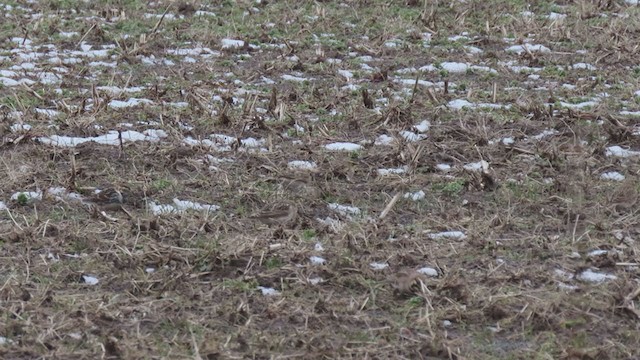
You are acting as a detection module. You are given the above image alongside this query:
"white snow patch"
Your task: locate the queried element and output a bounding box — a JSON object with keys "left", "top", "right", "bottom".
{"left": 221, "top": 39, "right": 245, "bottom": 48}
{"left": 148, "top": 199, "right": 219, "bottom": 215}
{"left": 587, "top": 250, "right": 609, "bottom": 257}
{"left": 600, "top": 172, "right": 625, "bottom": 181}
{"left": 11, "top": 191, "right": 42, "bottom": 203}
{"left": 328, "top": 203, "right": 361, "bottom": 216}
{"left": 546, "top": 12, "right": 566, "bottom": 20}
{"left": 417, "top": 267, "right": 439, "bottom": 277}
{"left": 82, "top": 275, "right": 99, "bottom": 285}
{"left": 39, "top": 130, "right": 166, "bottom": 147}
{"left": 577, "top": 269, "right": 617, "bottom": 283}
{"left": 281, "top": 74, "right": 312, "bottom": 82}
{"left": 606, "top": 146, "right": 640, "bottom": 158}
{"left": 448, "top": 99, "right": 509, "bottom": 110}
{"left": 404, "top": 190, "right": 426, "bottom": 201}
{"left": 463, "top": 160, "right": 489, "bottom": 172}
{"left": 413, "top": 120, "right": 430, "bottom": 133}
{"left": 375, "top": 134, "right": 395, "bottom": 146}
{"left": 559, "top": 100, "right": 598, "bottom": 109}
{"left": 505, "top": 44, "right": 551, "bottom": 54}
{"left": 288, "top": 160, "right": 317, "bottom": 170}
{"left": 370, "top": 262, "right": 389, "bottom": 270}
{"left": 310, "top": 256, "right": 326, "bottom": 265}
{"left": 108, "top": 98, "right": 153, "bottom": 108}
{"left": 530, "top": 129, "right": 558, "bottom": 140}
{"left": 338, "top": 69, "right": 353, "bottom": 80}
{"left": 399, "top": 131, "right": 427, "bottom": 142}
{"left": 257, "top": 286, "right": 280, "bottom": 296}
{"left": 377, "top": 166, "right": 408, "bottom": 176}
{"left": 10, "top": 123, "right": 32, "bottom": 132}
{"left": 428, "top": 231, "right": 467, "bottom": 240}
{"left": 324, "top": 142, "right": 362, "bottom": 151}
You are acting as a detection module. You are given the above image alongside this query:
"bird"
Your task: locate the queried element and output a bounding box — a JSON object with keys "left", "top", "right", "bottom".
{"left": 83, "top": 187, "right": 124, "bottom": 211}
{"left": 250, "top": 204, "right": 298, "bottom": 226}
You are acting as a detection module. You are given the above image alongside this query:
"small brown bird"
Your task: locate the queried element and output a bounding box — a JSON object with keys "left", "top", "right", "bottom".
{"left": 84, "top": 187, "right": 124, "bottom": 211}
{"left": 250, "top": 204, "right": 298, "bottom": 226}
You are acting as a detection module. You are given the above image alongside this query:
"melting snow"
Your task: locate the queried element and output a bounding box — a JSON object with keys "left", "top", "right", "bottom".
{"left": 257, "top": 286, "right": 280, "bottom": 296}
{"left": 463, "top": 160, "right": 489, "bottom": 172}
{"left": 328, "top": 203, "right": 361, "bottom": 216}
{"left": 577, "top": 269, "right": 617, "bottom": 283}
{"left": 404, "top": 190, "right": 426, "bottom": 201}
{"left": 606, "top": 146, "right": 640, "bottom": 158}
{"left": 428, "top": 231, "right": 467, "bottom": 240}
{"left": 108, "top": 98, "right": 153, "bottom": 108}
{"left": 505, "top": 44, "right": 551, "bottom": 54}
{"left": 600, "top": 172, "right": 625, "bottom": 181}
{"left": 149, "top": 199, "right": 219, "bottom": 215}
{"left": 324, "top": 142, "right": 362, "bottom": 151}
{"left": 375, "top": 135, "right": 395, "bottom": 146}
{"left": 377, "top": 166, "right": 408, "bottom": 176}
{"left": 310, "top": 256, "right": 326, "bottom": 265}
{"left": 39, "top": 130, "right": 167, "bottom": 147}
{"left": 370, "top": 262, "right": 389, "bottom": 270}
{"left": 82, "top": 275, "right": 99, "bottom": 285}
{"left": 288, "top": 160, "right": 317, "bottom": 170}
{"left": 417, "top": 267, "right": 439, "bottom": 277}
{"left": 11, "top": 191, "right": 42, "bottom": 203}
{"left": 221, "top": 39, "right": 245, "bottom": 49}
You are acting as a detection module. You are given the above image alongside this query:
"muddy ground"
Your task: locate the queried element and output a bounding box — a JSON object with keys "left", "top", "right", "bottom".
{"left": 0, "top": 0, "right": 639, "bottom": 359}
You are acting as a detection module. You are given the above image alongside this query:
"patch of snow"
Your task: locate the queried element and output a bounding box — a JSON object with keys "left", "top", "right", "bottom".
{"left": 600, "top": 172, "right": 625, "bottom": 181}
{"left": 328, "top": 203, "right": 361, "bottom": 216}
{"left": 587, "top": 250, "right": 608, "bottom": 257}
{"left": 82, "top": 275, "right": 99, "bottom": 285}
{"left": 338, "top": 69, "right": 353, "bottom": 80}
{"left": 257, "top": 286, "right": 280, "bottom": 296}
{"left": 530, "top": 129, "right": 558, "bottom": 140}
{"left": 413, "top": 120, "right": 430, "bottom": 133}
{"left": 281, "top": 74, "right": 312, "bottom": 82}
{"left": 370, "top": 262, "right": 389, "bottom": 270}
{"left": 448, "top": 99, "right": 509, "bottom": 110}
{"left": 577, "top": 269, "right": 617, "bottom": 283}
{"left": 324, "top": 142, "right": 362, "bottom": 151}
{"left": 11, "top": 191, "right": 42, "bottom": 203}
{"left": 463, "top": 160, "right": 489, "bottom": 172}
{"left": 375, "top": 134, "right": 395, "bottom": 146}
{"left": 436, "top": 164, "right": 451, "bottom": 172}
{"left": 310, "top": 256, "right": 326, "bottom": 265}
{"left": 399, "top": 131, "right": 427, "bottom": 142}
{"left": 505, "top": 44, "right": 551, "bottom": 54}
{"left": 149, "top": 199, "right": 219, "bottom": 215}
{"left": 288, "top": 160, "right": 317, "bottom": 170}
{"left": 428, "top": 231, "right": 467, "bottom": 240}
{"left": 10, "top": 123, "right": 32, "bottom": 132}
{"left": 404, "top": 190, "right": 426, "bottom": 201}
{"left": 221, "top": 39, "right": 245, "bottom": 49}
{"left": 377, "top": 166, "right": 408, "bottom": 176}
{"left": 108, "top": 98, "right": 153, "bottom": 108}
{"left": 39, "top": 129, "right": 166, "bottom": 147}
{"left": 606, "top": 146, "right": 640, "bottom": 158}
{"left": 546, "top": 12, "right": 566, "bottom": 20}
{"left": 572, "top": 63, "right": 596, "bottom": 70}
{"left": 417, "top": 267, "right": 439, "bottom": 277}
{"left": 558, "top": 100, "right": 598, "bottom": 109}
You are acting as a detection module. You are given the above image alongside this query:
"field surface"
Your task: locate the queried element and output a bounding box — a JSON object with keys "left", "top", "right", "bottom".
{"left": 1, "top": 0, "right": 640, "bottom": 359}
